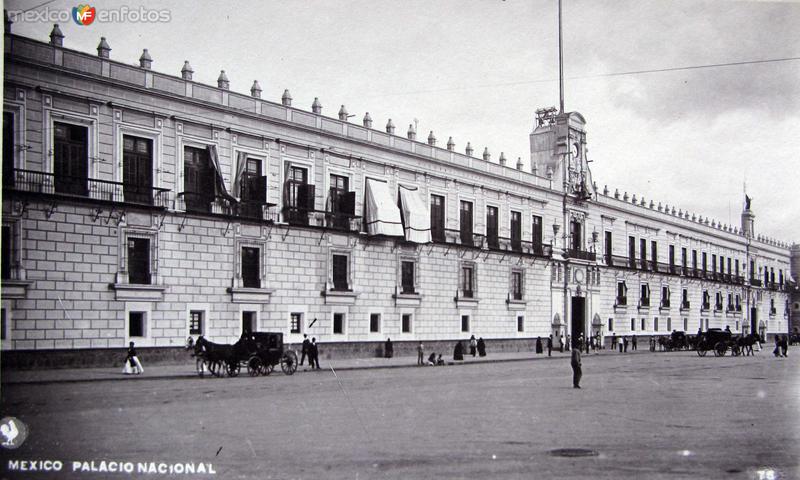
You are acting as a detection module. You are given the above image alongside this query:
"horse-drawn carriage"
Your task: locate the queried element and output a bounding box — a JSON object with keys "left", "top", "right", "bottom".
{"left": 663, "top": 331, "right": 689, "bottom": 351}
{"left": 193, "top": 332, "right": 298, "bottom": 377}
{"left": 695, "top": 328, "right": 739, "bottom": 356}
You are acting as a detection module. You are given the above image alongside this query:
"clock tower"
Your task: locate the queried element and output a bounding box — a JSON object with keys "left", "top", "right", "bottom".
{"left": 530, "top": 108, "right": 594, "bottom": 199}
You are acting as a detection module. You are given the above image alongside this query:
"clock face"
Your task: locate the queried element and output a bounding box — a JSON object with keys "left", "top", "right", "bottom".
{"left": 571, "top": 142, "right": 580, "bottom": 158}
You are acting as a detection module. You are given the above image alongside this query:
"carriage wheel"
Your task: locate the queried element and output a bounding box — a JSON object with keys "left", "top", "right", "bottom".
{"left": 247, "top": 357, "right": 263, "bottom": 377}
{"left": 714, "top": 342, "right": 727, "bottom": 357}
{"left": 260, "top": 362, "right": 274, "bottom": 376}
{"left": 280, "top": 351, "right": 298, "bottom": 375}
{"left": 227, "top": 361, "right": 241, "bottom": 377}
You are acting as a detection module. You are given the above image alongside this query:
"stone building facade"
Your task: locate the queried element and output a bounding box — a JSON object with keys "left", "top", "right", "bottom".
{"left": 2, "top": 23, "right": 796, "bottom": 361}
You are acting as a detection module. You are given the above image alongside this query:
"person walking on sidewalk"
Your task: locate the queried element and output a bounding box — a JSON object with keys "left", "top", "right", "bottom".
{"left": 571, "top": 346, "right": 582, "bottom": 389}
{"left": 623, "top": 336, "right": 629, "bottom": 353}
{"left": 536, "top": 337, "right": 543, "bottom": 354}
{"left": 469, "top": 335, "right": 477, "bottom": 357}
{"left": 417, "top": 342, "right": 424, "bottom": 366}
{"left": 611, "top": 333, "right": 616, "bottom": 352}
{"left": 632, "top": 334, "right": 637, "bottom": 351}
{"left": 310, "top": 338, "right": 321, "bottom": 370}
{"left": 123, "top": 341, "right": 143, "bottom": 375}
{"left": 618, "top": 336, "right": 623, "bottom": 353}
{"left": 559, "top": 334, "right": 565, "bottom": 353}
{"left": 547, "top": 335, "right": 553, "bottom": 357}
{"left": 385, "top": 338, "right": 393, "bottom": 359}
{"left": 477, "top": 337, "right": 486, "bottom": 357}
{"left": 300, "top": 334, "right": 310, "bottom": 366}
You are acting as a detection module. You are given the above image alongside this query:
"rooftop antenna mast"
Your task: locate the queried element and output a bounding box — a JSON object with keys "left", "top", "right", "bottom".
{"left": 558, "top": 0, "right": 565, "bottom": 114}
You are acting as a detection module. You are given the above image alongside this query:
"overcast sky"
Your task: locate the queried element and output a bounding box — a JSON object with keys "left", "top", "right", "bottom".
{"left": 8, "top": 0, "right": 800, "bottom": 244}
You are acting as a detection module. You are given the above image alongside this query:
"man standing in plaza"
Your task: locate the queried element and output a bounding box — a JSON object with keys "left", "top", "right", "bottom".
{"left": 547, "top": 335, "right": 553, "bottom": 357}
{"left": 417, "top": 341, "right": 424, "bottom": 366}
{"left": 632, "top": 334, "right": 637, "bottom": 351}
{"left": 571, "top": 345, "right": 582, "bottom": 389}
{"left": 300, "top": 334, "right": 310, "bottom": 366}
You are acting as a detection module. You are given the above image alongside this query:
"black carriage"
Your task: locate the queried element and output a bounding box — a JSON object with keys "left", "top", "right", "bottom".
{"left": 194, "top": 332, "right": 298, "bottom": 377}
{"left": 696, "top": 328, "right": 739, "bottom": 357}
{"left": 664, "top": 331, "right": 689, "bottom": 351}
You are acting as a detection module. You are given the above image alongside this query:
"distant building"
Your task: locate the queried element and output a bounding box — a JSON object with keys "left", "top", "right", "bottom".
{"left": 1, "top": 21, "right": 796, "bottom": 363}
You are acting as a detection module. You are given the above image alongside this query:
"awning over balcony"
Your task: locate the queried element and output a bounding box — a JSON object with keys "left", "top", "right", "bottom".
{"left": 399, "top": 185, "right": 431, "bottom": 243}
{"left": 365, "top": 178, "right": 403, "bottom": 237}
{"left": 208, "top": 145, "right": 237, "bottom": 204}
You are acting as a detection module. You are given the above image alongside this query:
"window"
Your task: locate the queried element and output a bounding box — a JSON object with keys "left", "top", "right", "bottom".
{"left": 628, "top": 236, "right": 636, "bottom": 268}
{"left": 605, "top": 231, "right": 613, "bottom": 265}
{"left": 240, "top": 158, "right": 267, "bottom": 219}
{"left": 1, "top": 308, "right": 7, "bottom": 341}
{"left": 461, "top": 264, "right": 475, "bottom": 298}
{"left": 459, "top": 200, "right": 473, "bottom": 246}
{"left": 702, "top": 252, "right": 707, "bottom": 274}
{"left": 702, "top": 290, "right": 710, "bottom": 310}
{"left": 735, "top": 295, "right": 741, "bottom": 311}
{"left": 370, "top": 313, "right": 381, "bottom": 333}
{"left": 241, "top": 246, "right": 260, "bottom": 288}
{"left": 486, "top": 206, "right": 499, "bottom": 248}
{"left": 517, "top": 315, "right": 524, "bottom": 332}
{"left": 640, "top": 284, "right": 650, "bottom": 307}
{"left": 189, "top": 310, "right": 204, "bottom": 335}
{"left": 750, "top": 260, "right": 755, "bottom": 280}
{"left": 333, "top": 312, "right": 345, "bottom": 334}
{"left": 242, "top": 311, "right": 257, "bottom": 334}
{"left": 616, "top": 281, "right": 627, "bottom": 305}
{"left": 285, "top": 165, "right": 313, "bottom": 225}
{"left": 401, "top": 260, "right": 415, "bottom": 294}
{"left": 667, "top": 317, "right": 672, "bottom": 331}
{"left": 510, "top": 211, "right": 522, "bottom": 251}
{"left": 430, "top": 194, "right": 445, "bottom": 242}
{"left": 332, "top": 254, "right": 349, "bottom": 290}
{"left": 641, "top": 318, "right": 646, "bottom": 331}
{"left": 461, "top": 315, "right": 470, "bottom": 332}
{"left": 127, "top": 237, "right": 151, "bottom": 285}
{"left": 630, "top": 318, "right": 636, "bottom": 331}
{"left": 1, "top": 225, "right": 11, "bottom": 280}
{"left": 54, "top": 122, "right": 88, "bottom": 196}
{"left": 654, "top": 317, "right": 659, "bottom": 331}
{"left": 682, "top": 247, "right": 688, "bottom": 274}
{"left": 290, "top": 312, "right": 302, "bottom": 334}
{"left": 3, "top": 112, "right": 14, "bottom": 186}
{"left": 328, "top": 173, "right": 354, "bottom": 229}
{"left": 692, "top": 250, "right": 698, "bottom": 273}
{"left": 640, "top": 239, "right": 647, "bottom": 270}
{"left": 705, "top": 318, "right": 709, "bottom": 330}
{"left": 402, "top": 313, "right": 412, "bottom": 333}
{"left": 123, "top": 135, "right": 153, "bottom": 204}
{"left": 651, "top": 241, "right": 657, "bottom": 269}
{"left": 669, "top": 245, "right": 675, "bottom": 269}
{"left": 682, "top": 289, "right": 689, "bottom": 309}
{"left": 683, "top": 318, "right": 688, "bottom": 331}
{"left": 511, "top": 270, "right": 523, "bottom": 301}
{"left": 129, "top": 312, "right": 146, "bottom": 337}
{"left": 532, "top": 215, "right": 543, "bottom": 249}
{"left": 608, "top": 318, "right": 614, "bottom": 332}
{"left": 720, "top": 256, "right": 725, "bottom": 276}
{"left": 183, "top": 146, "right": 214, "bottom": 213}
{"left": 715, "top": 292, "right": 723, "bottom": 311}
{"left": 712, "top": 254, "right": 717, "bottom": 276}
{"left": 661, "top": 286, "right": 670, "bottom": 307}
{"left": 570, "top": 219, "right": 582, "bottom": 252}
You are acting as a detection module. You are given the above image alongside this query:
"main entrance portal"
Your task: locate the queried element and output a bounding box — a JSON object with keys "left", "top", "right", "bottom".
{"left": 571, "top": 296, "right": 585, "bottom": 349}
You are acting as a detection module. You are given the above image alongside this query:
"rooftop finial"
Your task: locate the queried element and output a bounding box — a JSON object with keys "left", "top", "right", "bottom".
{"left": 447, "top": 137, "right": 455, "bottom": 151}
{"left": 499, "top": 152, "right": 507, "bottom": 166}
{"left": 217, "top": 70, "right": 229, "bottom": 90}
{"left": 386, "top": 119, "right": 395, "bottom": 134}
{"left": 516, "top": 157, "right": 524, "bottom": 171}
{"left": 482, "top": 147, "right": 490, "bottom": 161}
{"left": 250, "top": 80, "right": 262, "bottom": 98}
{"left": 311, "top": 97, "right": 322, "bottom": 114}
{"left": 407, "top": 124, "right": 416, "bottom": 140}
{"left": 427, "top": 131, "right": 436, "bottom": 146}
{"left": 96, "top": 37, "right": 111, "bottom": 58}
{"left": 50, "top": 24, "right": 64, "bottom": 47}
{"left": 465, "top": 142, "right": 473, "bottom": 157}
{"left": 281, "top": 89, "right": 292, "bottom": 107}
{"left": 363, "top": 112, "right": 373, "bottom": 128}
{"left": 139, "top": 49, "right": 153, "bottom": 69}
{"left": 338, "top": 105, "right": 348, "bottom": 121}
{"left": 181, "top": 61, "right": 193, "bottom": 80}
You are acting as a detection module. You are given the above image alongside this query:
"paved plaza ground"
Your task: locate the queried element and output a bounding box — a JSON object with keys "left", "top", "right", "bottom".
{"left": 1, "top": 349, "right": 798, "bottom": 479}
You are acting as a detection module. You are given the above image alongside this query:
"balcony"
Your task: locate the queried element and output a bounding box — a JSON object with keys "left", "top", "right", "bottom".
{"left": 715, "top": 303, "right": 723, "bottom": 312}
{"left": 565, "top": 249, "right": 596, "bottom": 262}
{"left": 324, "top": 211, "right": 362, "bottom": 232}
{"left": 6, "top": 168, "right": 170, "bottom": 208}
{"left": 639, "top": 298, "right": 650, "bottom": 308}
{"left": 661, "top": 299, "right": 671, "bottom": 308}
{"left": 681, "top": 300, "right": 691, "bottom": 310}
{"left": 750, "top": 278, "right": 762, "bottom": 287}
{"left": 615, "top": 296, "right": 627, "bottom": 307}
{"left": 701, "top": 302, "right": 711, "bottom": 311}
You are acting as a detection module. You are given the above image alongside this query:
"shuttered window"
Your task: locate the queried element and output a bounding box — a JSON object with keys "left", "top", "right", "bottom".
{"left": 127, "top": 238, "right": 150, "bottom": 285}
{"left": 241, "top": 247, "right": 260, "bottom": 288}
{"left": 332, "top": 254, "right": 349, "bottom": 290}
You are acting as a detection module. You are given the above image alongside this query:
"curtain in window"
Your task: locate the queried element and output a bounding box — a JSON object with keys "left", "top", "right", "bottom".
{"left": 232, "top": 151, "right": 248, "bottom": 201}
{"left": 206, "top": 145, "right": 237, "bottom": 204}
{"left": 398, "top": 185, "right": 432, "bottom": 243}
{"left": 364, "top": 178, "right": 403, "bottom": 237}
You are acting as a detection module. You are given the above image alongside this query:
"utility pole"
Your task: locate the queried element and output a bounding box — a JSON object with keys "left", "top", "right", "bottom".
{"left": 558, "top": 0, "right": 565, "bottom": 114}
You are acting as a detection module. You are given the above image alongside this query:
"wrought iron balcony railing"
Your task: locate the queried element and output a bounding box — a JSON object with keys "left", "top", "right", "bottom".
{"left": 749, "top": 278, "right": 762, "bottom": 287}
{"left": 681, "top": 300, "right": 691, "bottom": 310}
{"left": 566, "top": 249, "right": 596, "bottom": 261}
{"left": 5, "top": 168, "right": 170, "bottom": 207}
{"left": 615, "top": 296, "right": 627, "bottom": 307}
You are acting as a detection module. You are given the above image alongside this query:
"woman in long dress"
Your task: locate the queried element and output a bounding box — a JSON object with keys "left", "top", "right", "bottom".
{"left": 535, "top": 337, "right": 543, "bottom": 354}
{"left": 123, "top": 341, "right": 144, "bottom": 375}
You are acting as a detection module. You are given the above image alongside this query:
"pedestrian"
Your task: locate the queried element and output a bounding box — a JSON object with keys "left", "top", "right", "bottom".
{"left": 477, "top": 337, "right": 486, "bottom": 357}
{"left": 632, "top": 334, "right": 637, "bottom": 351}
{"left": 589, "top": 336, "right": 595, "bottom": 352}
{"left": 469, "top": 335, "right": 477, "bottom": 357}
{"left": 559, "top": 334, "right": 565, "bottom": 353}
{"left": 427, "top": 352, "right": 436, "bottom": 366}
{"left": 611, "top": 333, "right": 616, "bottom": 351}
{"left": 310, "top": 337, "right": 321, "bottom": 369}
{"left": 623, "top": 336, "right": 628, "bottom": 353}
{"left": 300, "top": 334, "right": 310, "bottom": 366}
{"left": 566, "top": 334, "right": 571, "bottom": 351}
{"left": 571, "top": 345, "right": 582, "bottom": 389}
{"left": 123, "top": 341, "right": 143, "bottom": 375}
{"left": 436, "top": 354, "right": 445, "bottom": 366}
{"left": 781, "top": 335, "right": 788, "bottom": 357}
{"left": 773, "top": 336, "right": 781, "bottom": 357}
{"left": 417, "top": 341, "right": 424, "bottom": 366}
{"left": 618, "top": 336, "right": 623, "bottom": 353}
{"left": 454, "top": 341, "right": 464, "bottom": 361}
{"left": 547, "top": 335, "right": 553, "bottom": 357}
{"left": 649, "top": 336, "right": 656, "bottom": 352}
{"left": 536, "top": 336, "right": 543, "bottom": 354}
{"left": 385, "top": 337, "right": 393, "bottom": 359}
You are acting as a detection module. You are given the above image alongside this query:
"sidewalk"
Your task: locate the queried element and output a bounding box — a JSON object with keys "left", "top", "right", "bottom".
{"left": 1, "top": 347, "right": 637, "bottom": 385}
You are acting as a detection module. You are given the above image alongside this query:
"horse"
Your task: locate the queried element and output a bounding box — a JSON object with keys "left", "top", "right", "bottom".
{"left": 194, "top": 336, "right": 237, "bottom": 377}
{"left": 736, "top": 334, "right": 760, "bottom": 356}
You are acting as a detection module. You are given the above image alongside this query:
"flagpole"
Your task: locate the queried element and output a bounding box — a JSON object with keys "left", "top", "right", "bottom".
{"left": 558, "top": 0, "right": 565, "bottom": 114}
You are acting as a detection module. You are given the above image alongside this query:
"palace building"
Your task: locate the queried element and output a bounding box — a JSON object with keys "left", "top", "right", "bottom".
{"left": 2, "top": 21, "right": 797, "bottom": 365}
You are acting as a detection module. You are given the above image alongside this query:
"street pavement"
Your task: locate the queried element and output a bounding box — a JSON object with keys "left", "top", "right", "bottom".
{"left": 0, "top": 348, "right": 797, "bottom": 479}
